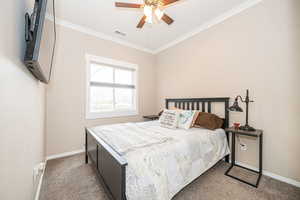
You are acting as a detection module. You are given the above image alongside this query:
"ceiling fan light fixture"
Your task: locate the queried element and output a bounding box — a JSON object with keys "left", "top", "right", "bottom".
{"left": 155, "top": 7, "right": 164, "bottom": 20}
{"left": 145, "top": 15, "right": 153, "bottom": 24}
{"left": 144, "top": 5, "right": 153, "bottom": 24}
{"left": 115, "top": 0, "right": 177, "bottom": 28}
{"left": 144, "top": 5, "right": 152, "bottom": 17}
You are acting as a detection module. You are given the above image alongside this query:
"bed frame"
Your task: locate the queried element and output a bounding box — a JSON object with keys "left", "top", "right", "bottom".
{"left": 85, "top": 97, "right": 230, "bottom": 200}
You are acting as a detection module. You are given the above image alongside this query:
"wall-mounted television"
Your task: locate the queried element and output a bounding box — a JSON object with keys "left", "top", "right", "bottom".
{"left": 24, "top": 0, "right": 56, "bottom": 84}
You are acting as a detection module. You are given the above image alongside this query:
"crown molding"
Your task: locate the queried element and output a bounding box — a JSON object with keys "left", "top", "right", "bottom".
{"left": 46, "top": 0, "right": 262, "bottom": 55}
{"left": 153, "top": 0, "right": 263, "bottom": 54}
{"left": 45, "top": 14, "right": 156, "bottom": 54}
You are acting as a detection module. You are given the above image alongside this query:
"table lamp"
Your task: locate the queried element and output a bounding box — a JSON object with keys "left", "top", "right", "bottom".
{"left": 228, "top": 89, "right": 256, "bottom": 131}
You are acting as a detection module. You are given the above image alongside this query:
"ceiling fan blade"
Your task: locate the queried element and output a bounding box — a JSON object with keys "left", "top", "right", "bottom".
{"left": 137, "top": 16, "right": 147, "bottom": 28}
{"left": 115, "top": 2, "right": 142, "bottom": 8}
{"left": 162, "top": 0, "right": 180, "bottom": 6}
{"left": 161, "top": 13, "right": 174, "bottom": 25}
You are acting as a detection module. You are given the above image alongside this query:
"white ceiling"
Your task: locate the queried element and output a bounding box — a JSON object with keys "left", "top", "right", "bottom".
{"left": 47, "top": 0, "right": 260, "bottom": 53}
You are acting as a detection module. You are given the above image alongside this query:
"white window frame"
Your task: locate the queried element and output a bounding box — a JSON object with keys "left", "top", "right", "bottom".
{"left": 86, "top": 54, "right": 138, "bottom": 119}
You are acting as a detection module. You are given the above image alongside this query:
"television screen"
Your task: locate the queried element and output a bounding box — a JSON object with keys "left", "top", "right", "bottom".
{"left": 24, "top": 0, "right": 56, "bottom": 84}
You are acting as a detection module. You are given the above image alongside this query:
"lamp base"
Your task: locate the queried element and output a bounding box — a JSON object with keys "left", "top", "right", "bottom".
{"left": 239, "top": 125, "right": 256, "bottom": 132}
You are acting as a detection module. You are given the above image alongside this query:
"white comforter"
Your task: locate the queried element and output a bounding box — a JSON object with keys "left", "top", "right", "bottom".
{"left": 91, "top": 121, "right": 230, "bottom": 200}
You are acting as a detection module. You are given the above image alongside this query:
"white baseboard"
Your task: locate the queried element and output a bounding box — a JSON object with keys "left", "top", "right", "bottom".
{"left": 236, "top": 161, "right": 300, "bottom": 188}
{"left": 45, "top": 149, "right": 300, "bottom": 188}
{"left": 46, "top": 149, "right": 85, "bottom": 161}
{"left": 34, "top": 161, "right": 46, "bottom": 200}
{"left": 33, "top": 149, "right": 84, "bottom": 199}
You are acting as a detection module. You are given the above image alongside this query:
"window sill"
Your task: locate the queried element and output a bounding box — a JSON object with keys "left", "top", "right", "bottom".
{"left": 86, "top": 110, "right": 138, "bottom": 119}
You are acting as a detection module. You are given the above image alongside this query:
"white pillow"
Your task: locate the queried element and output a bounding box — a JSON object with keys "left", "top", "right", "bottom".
{"left": 178, "top": 110, "right": 197, "bottom": 130}
{"left": 159, "top": 109, "right": 179, "bottom": 129}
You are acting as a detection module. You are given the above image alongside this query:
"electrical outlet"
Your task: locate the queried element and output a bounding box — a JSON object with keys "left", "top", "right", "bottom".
{"left": 38, "top": 163, "right": 45, "bottom": 171}
{"left": 33, "top": 163, "right": 45, "bottom": 183}
{"left": 240, "top": 143, "right": 247, "bottom": 151}
{"left": 33, "top": 166, "right": 40, "bottom": 183}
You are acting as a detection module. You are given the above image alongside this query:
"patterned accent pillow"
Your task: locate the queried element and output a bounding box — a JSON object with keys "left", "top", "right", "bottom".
{"left": 178, "top": 110, "right": 197, "bottom": 130}
{"left": 159, "top": 109, "right": 179, "bottom": 129}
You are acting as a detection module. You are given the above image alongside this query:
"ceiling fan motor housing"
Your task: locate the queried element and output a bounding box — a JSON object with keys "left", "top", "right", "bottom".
{"left": 145, "top": 0, "right": 163, "bottom": 7}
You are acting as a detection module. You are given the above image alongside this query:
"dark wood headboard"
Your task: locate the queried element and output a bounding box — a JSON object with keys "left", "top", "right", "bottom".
{"left": 165, "top": 97, "right": 230, "bottom": 163}
{"left": 165, "top": 97, "right": 230, "bottom": 128}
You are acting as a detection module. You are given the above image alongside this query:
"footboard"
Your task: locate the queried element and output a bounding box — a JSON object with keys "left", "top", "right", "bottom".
{"left": 85, "top": 128, "right": 127, "bottom": 200}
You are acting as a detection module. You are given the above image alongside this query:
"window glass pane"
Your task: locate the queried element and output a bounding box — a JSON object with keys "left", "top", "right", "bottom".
{"left": 90, "top": 64, "right": 113, "bottom": 83}
{"left": 115, "top": 88, "right": 134, "bottom": 110}
{"left": 115, "top": 68, "right": 133, "bottom": 85}
{"left": 90, "top": 86, "right": 113, "bottom": 112}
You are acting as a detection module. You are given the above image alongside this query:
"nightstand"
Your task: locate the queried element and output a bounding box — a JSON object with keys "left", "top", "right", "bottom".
{"left": 225, "top": 127, "right": 263, "bottom": 187}
{"left": 143, "top": 115, "right": 159, "bottom": 121}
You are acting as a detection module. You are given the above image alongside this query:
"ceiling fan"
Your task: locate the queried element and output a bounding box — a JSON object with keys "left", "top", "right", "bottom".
{"left": 115, "top": 0, "right": 180, "bottom": 28}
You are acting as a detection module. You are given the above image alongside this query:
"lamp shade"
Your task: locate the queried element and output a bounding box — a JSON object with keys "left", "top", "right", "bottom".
{"left": 228, "top": 100, "right": 243, "bottom": 112}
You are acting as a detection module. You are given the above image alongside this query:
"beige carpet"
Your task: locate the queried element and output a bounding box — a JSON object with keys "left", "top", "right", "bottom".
{"left": 39, "top": 154, "right": 300, "bottom": 200}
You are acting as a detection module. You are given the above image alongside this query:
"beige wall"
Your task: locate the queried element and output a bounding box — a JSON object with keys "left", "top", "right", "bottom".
{"left": 46, "top": 23, "right": 157, "bottom": 156}
{"left": 0, "top": 1, "right": 46, "bottom": 200}
{"left": 46, "top": 0, "right": 300, "bottom": 183}
{"left": 1, "top": 0, "right": 298, "bottom": 197}
{"left": 156, "top": 0, "right": 300, "bottom": 182}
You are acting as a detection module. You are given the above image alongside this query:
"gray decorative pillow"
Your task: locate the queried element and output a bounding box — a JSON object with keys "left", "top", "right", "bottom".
{"left": 159, "top": 109, "right": 179, "bottom": 129}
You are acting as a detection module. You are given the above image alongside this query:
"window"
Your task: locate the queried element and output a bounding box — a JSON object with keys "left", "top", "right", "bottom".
{"left": 86, "top": 55, "right": 138, "bottom": 119}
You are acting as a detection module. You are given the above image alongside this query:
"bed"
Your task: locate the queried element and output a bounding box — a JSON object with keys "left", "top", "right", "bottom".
{"left": 85, "top": 98, "right": 230, "bottom": 200}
